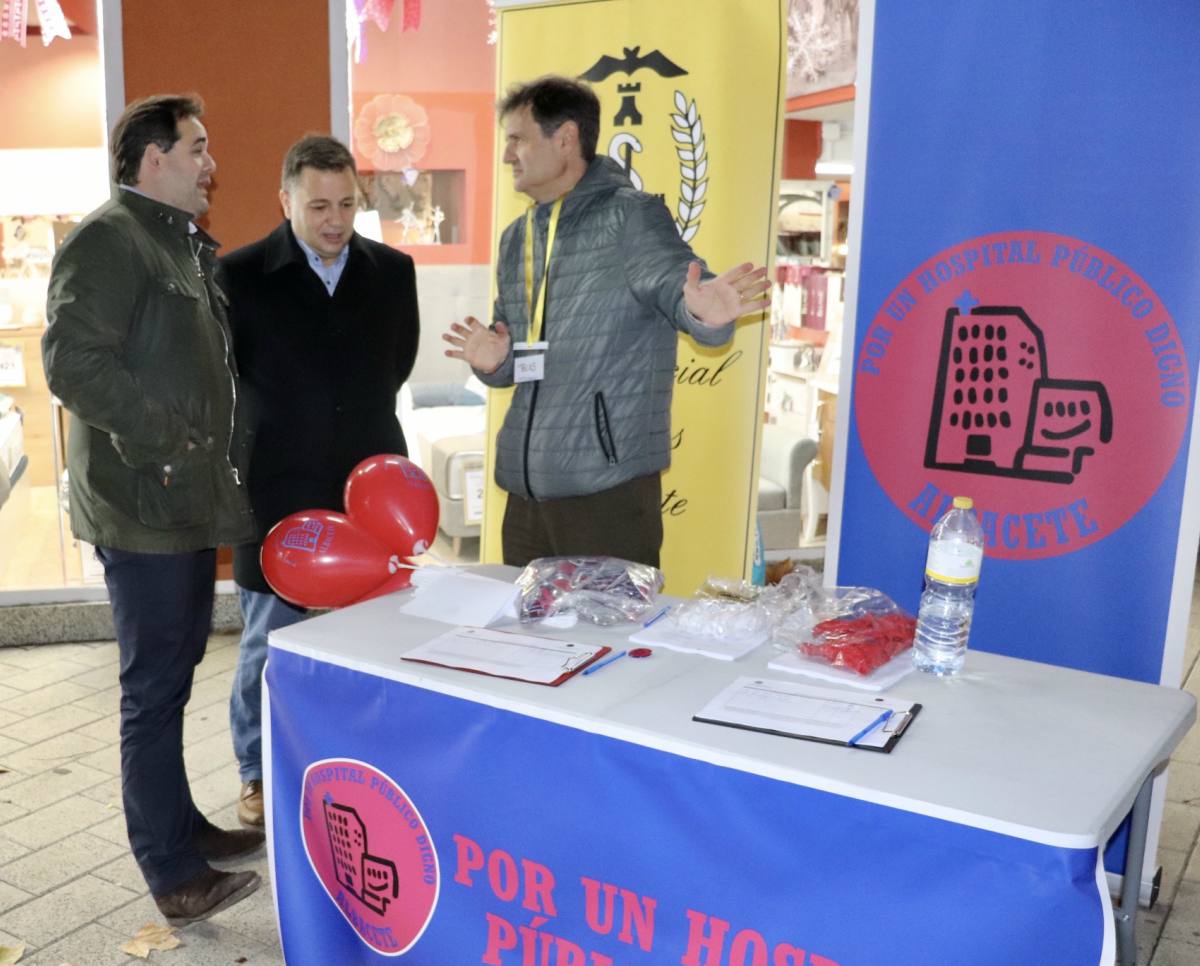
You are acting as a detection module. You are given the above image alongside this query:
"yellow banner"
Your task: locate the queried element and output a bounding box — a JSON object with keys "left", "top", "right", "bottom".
{"left": 484, "top": 0, "right": 786, "bottom": 594}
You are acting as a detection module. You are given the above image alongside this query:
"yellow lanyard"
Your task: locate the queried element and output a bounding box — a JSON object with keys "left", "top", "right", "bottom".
{"left": 523, "top": 196, "right": 564, "bottom": 344}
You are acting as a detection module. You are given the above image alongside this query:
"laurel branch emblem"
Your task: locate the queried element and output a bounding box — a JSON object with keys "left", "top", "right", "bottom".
{"left": 670, "top": 90, "right": 708, "bottom": 243}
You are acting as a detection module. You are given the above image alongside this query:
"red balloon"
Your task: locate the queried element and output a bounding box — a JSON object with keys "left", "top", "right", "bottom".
{"left": 344, "top": 454, "right": 440, "bottom": 556}
{"left": 352, "top": 564, "right": 415, "bottom": 604}
{"left": 261, "top": 510, "right": 402, "bottom": 608}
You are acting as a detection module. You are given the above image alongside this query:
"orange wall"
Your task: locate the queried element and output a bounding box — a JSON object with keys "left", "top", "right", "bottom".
{"left": 122, "top": 0, "right": 331, "bottom": 251}
{"left": 0, "top": 35, "right": 104, "bottom": 149}
{"left": 783, "top": 119, "right": 820, "bottom": 180}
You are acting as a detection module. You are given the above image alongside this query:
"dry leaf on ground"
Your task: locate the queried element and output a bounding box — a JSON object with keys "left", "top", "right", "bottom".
{"left": 119, "top": 924, "right": 181, "bottom": 959}
{"left": 0, "top": 945, "right": 25, "bottom": 966}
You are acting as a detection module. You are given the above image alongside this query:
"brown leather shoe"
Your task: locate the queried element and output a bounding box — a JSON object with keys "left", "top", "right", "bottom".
{"left": 194, "top": 824, "right": 265, "bottom": 864}
{"left": 154, "top": 866, "right": 260, "bottom": 926}
{"left": 237, "top": 780, "right": 264, "bottom": 828}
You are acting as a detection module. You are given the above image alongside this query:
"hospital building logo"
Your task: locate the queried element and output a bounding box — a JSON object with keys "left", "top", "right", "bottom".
{"left": 301, "top": 758, "right": 439, "bottom": 955}
{"left": 281, "top": 519, "right": 324, "bottom": 553}
{"left": 855, "top": 230, "right": 1189, "bottom": 560}
{"left": 925, "top": 303, "right": 1113, "bottom": 483}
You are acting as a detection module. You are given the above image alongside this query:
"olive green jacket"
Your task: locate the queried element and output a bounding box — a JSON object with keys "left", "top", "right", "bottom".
{"left": 43, "top": 189, "right": 254, "bottom": 553}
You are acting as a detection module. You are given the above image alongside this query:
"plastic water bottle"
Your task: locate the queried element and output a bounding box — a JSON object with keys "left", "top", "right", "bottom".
{"left": 913, "top": 496, "right": 984, "bottom": 676}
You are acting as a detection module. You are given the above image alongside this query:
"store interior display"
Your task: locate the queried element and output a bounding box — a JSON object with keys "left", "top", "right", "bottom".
{"left": 358, "top": 169, "right": 465, "bottom": 246}
{"left": 776, "top": 180, "right": 835, "bottom": 259}
{"left": 771, "top": 179, "right": 846, "bottom": 338}
{"left": 0, "top": 211, "right": 92, "bottom": 590}
{"left": 1, "top": 9, "right": 106, "bottom": 594}
{"left": 396, "top": 377, "right": 487, "bottom": 555}
{"left": 0, "top": 390, "right": 24, "bottom": 502}
{"left": 757, "top": 424, "right": 817, "bottom": 550}
{"left": 762, "top": 153, "right": 853, "bottom": 551}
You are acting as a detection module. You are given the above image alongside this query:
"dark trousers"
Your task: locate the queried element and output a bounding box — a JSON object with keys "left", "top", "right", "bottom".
{"left": 97, "top": 545, "right": 218, "bottom": 896}
{"left": 501, "top": 473, "right": 663, "bottom": 568}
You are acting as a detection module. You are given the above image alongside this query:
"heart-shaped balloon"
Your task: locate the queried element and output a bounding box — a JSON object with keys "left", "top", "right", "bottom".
{"left": 344, "top": 453, "right": 440, "bottom": 556}
{"left": 261, "top": 510, "right": 397, "bottom": 608}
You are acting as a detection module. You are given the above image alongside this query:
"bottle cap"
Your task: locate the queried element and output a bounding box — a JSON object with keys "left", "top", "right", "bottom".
{"left": 952, "top": 496, "right": 974, "bottom": 509}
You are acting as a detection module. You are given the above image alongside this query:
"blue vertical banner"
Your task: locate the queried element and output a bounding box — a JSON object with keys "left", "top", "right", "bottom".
{"left": 836, "top": 2, "right": 1200, "bottom": 686}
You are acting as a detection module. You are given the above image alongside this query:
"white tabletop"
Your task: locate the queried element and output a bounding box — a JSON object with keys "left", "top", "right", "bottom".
{"left": 269, "top": 568, "right": 1195, "bottom": 850}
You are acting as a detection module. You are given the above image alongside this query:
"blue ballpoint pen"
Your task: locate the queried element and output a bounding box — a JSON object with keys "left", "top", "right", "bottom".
{"left": 643, "top": 606, "right": 670, "bottom": 628}
{"left": 582, "top": 650, "right": 628, "bottom": 676}
{"left": 847, "top": 709, "right": 893, "bottom": 747}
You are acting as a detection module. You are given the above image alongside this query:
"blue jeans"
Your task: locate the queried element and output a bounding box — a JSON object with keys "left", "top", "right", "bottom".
{"left": 230, "top": 588, "right": 306, "bottom": 781}
{"left": 97, "top": 545, "right": 218, "bottom": 896}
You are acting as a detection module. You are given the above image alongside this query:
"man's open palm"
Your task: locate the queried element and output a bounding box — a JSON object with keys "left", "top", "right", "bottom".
{"left": 683, "top": 261, "right": 771, "bottom": 327}
{"left": 443, "top": 316, "right": 511, "bottom": 374}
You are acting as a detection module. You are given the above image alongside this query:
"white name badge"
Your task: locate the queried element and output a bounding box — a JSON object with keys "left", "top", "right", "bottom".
{"left": 513, "top": 341, "right": 548, "bottom": 383}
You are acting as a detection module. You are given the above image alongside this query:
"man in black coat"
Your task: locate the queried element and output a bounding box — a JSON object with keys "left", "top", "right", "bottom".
{"left": 221, "top": 135, "right": 419, "bottom": 826}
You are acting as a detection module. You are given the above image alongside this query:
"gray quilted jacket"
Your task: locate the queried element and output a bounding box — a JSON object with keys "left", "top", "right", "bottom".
{"left": 476, "top": 157, "right": 734, "bottom": 500}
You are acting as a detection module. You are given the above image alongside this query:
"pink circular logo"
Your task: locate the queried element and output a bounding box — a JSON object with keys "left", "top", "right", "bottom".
{"left": 300, "top": 758, "right": 439, "bottom": 955}
{"left": 855, "top": 231, "right": 1189, "bottom": 559}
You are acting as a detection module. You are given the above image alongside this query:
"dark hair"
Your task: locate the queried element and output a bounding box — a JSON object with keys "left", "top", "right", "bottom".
{"left": 110, "top": 95, "right": 204, "bottom": 186}
{"left": 498, "top": 75, "right": 600, "bottom": 163}
{"left": 281, "top": 135, "right": 357, "bottom": 191}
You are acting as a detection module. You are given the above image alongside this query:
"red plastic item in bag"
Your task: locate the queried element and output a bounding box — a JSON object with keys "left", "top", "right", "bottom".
{"left": 800, "top": 612, "right": 917, "bottom": 676}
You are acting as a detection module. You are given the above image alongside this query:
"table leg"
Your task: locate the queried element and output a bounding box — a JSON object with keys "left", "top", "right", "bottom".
{"left": 1116, "top": 774, "right": 1154, "bottom": 966}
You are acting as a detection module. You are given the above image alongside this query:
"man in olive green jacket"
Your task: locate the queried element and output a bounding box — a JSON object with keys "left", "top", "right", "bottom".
{"left": 42, "top": 95, "right": 260, "bottom": 926}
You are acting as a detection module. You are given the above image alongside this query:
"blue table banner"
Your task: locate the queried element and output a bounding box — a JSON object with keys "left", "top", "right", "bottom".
{"left": 267, "top": 649, "right": 1110, "bottom": 964}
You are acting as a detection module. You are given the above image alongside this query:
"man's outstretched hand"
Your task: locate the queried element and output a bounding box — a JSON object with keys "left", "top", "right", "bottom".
{"left": 683, "top": 261, "right": 772, "bottom": 327}
{"left": 443, "top": 316, "right": 511, "bottom": 374}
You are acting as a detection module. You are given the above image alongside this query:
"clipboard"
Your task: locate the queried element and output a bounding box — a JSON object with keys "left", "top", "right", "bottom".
{"left": 692, "top": 677, "right": 922, "bottom": 753}
{"left": 402, "top": 626, "right": 611, "bottom": 687}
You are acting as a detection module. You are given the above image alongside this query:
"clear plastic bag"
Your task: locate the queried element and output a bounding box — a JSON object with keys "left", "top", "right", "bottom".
{"left": 669, "top": 566, "right": 824, "bottom": 640}
{"left": 515, "top": 556, "right": 664, "bottom": 626}
{"left": 772, "top": 583, "right": 916, "bottom": 676}
{"left": 672, "top": 594, "right": 773, "bottom": 640}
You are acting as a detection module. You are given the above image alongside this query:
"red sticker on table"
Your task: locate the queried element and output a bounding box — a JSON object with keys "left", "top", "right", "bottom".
{"left": 630, "top": 647, "right": 653, "bottom": 658}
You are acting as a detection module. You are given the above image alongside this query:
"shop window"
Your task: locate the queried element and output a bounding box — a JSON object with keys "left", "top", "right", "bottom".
{"left": 0, "top": 6, "right": 108, "bottom": 595}
{"left": 358, "top": 169, "right": 466, "bottom": 247}
{"left": 347, "top": 0, "right": 497, "bottom": 564}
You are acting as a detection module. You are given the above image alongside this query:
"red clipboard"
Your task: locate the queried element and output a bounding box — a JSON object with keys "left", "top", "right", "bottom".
{"left": 401, "top": 627, "right": 611, "bottom": 687}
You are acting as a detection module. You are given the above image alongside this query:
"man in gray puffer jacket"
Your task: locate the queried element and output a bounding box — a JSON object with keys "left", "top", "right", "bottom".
{"left": 444, "top": 75, "right": 769, "bottom": 568}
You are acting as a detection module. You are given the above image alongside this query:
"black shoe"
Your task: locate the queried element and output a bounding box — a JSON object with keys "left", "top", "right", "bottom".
{"left": 155, "top": 866, "right": 260, "bottom": 926}
{"left": 194, "top": 825, "right": 265, "bottom": 865}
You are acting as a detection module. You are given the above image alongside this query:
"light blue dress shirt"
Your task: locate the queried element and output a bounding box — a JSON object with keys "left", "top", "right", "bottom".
{"left": 295, "top": 234, "right": 350, "bottom": 294}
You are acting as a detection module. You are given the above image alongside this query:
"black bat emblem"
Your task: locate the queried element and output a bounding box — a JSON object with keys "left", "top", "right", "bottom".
{"left": 579, "top": 46, "right": 687, "bottom": 81}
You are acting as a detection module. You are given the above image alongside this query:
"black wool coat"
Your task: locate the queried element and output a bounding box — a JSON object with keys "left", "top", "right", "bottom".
{"left": 221, "top": 221, "right": 419, "bottom": 593}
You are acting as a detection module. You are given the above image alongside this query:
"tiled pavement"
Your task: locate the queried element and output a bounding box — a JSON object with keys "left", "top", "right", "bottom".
{"left": 0, "top": 596, "right": 1197, "bottom": 964}
{"left": 0, "top": 633, "right": 283, "bottom": 964}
